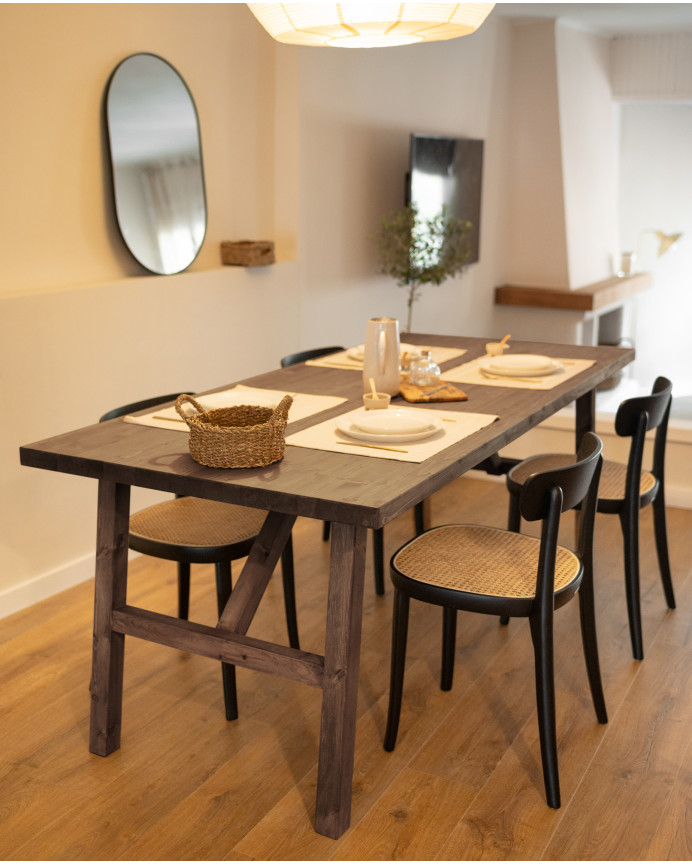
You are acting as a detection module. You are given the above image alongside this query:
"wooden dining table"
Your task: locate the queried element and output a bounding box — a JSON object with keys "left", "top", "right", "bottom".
{"left": 19, "top": 334, "right": 633, "bottom": 839}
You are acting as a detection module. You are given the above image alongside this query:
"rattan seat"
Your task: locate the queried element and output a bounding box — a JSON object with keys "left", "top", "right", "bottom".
{"left": 384, "top": 433, "right": 607, "bottom": 810}
{"left": 392, "top": 525, "right": 580, "bottom": 606}
{"left": 281, "top": 345, "right": 426, "bottom": 595}
{"left": 130, "top": 497, "right": 268, "bottom": 549}
{"left": 100, "top": 393, "right": 300, "bottom": 722}
{"left": 507, "top": 376, "right": 674, "bottom": 660}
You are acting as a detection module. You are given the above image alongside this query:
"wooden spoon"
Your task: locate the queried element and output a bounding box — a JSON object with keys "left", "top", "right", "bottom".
{"left": 369, "top": 377, "right": 378, "bottom": 398}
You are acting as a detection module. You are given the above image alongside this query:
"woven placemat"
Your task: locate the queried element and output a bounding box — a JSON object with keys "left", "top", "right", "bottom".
{"left": 399, "top": 381, "right": 468, "bottom": 403}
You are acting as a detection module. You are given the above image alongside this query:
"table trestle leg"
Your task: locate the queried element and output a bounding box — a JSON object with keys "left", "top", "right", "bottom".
{"left": 89, "top": 480, "right": 131, "bottom": 757}
{"left": 315, "top": 522, "right": 367, "bottom": 839}
{"left": 217, "top": 511, "right": 297, "bottom": 634}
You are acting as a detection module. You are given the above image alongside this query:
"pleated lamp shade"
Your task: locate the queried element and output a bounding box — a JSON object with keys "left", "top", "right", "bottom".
{"left": 247, "top": 3, "right": 495, "bottom": 48}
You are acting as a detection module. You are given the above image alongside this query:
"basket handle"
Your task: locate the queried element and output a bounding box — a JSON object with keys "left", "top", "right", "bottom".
{"left": 271, "top": 394, "right": 294, "bottom": 422}
{"left": 175, "top": 394, "right": 206, "bottom": 425}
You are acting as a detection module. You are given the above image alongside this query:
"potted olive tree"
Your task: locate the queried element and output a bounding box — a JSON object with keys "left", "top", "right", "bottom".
{"left": 372, "top": 204, "right": 472, "bottom": 332}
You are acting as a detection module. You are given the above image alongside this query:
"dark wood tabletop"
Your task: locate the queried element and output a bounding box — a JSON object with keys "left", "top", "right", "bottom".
{"left": 20, "top": 334, "right": 634, "bottom": 529}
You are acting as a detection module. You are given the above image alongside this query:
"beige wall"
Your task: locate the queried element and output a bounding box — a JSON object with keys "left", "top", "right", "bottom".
{"left": 0, "top": 4, "right": 517, "bottom": 614}
{"left": 6, "top": 5, "right": 681, "bottom": 617}
{"left": 557, "top": 22, "right": 620, "bottom": 287}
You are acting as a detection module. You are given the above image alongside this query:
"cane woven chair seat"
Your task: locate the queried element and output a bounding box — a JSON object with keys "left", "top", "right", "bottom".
{"left": 509, "top": 455, "right": 656, "bottom": 503}
{"left": 392, "top": 524, "right": 580, "bottom": 598}
{"left": 130, "top": 497, "right": 267, "bottom": 548}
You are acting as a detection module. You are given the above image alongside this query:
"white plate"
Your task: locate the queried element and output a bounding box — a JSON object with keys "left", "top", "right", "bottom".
{"left": 350, "top": 407, "right": 436, "bottom": 435}
{"left": 480, "top": 354, "right": 563, "bottom": 377}
{"left": 336, "top": 413, "right": 443, "bottom": 443}
{"left": 347, "top": 342, "right": 419, "bottom": 362}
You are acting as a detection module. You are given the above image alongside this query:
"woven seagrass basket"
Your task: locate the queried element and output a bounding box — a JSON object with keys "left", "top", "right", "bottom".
{"left": 175, "top": 393, "right": 293, "bottom": 469}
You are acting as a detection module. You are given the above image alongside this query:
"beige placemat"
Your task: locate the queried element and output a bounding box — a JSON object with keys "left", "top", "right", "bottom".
{"left": 285, "top": 406, "right": 498, "bottom": 463}
{"left": 306, "top": 345, "right": 467, "bottom": 370}
{"left": 442, "top": 356, "right": 596, "bottom": 390}
{"left": 124, "top": 385, "right": 348, "bottom": 432}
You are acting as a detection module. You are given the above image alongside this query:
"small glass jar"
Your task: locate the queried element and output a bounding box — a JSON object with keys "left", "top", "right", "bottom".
{"left": 408, "top": 350, "right": 441, "bottom": 387}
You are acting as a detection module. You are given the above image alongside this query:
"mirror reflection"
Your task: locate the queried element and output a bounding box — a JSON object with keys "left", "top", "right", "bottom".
{"left": 106, "top": 53, "right": 207, "bottom": 275}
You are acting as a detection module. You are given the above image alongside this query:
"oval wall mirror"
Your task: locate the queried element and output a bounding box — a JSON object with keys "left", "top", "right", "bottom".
{"left": 106, "top": 53, "right": 207, "bottom": 275}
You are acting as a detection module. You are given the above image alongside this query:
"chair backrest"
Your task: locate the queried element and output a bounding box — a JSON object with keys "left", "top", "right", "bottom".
{"left": 520, "top": 432, "right": 603, "bottom": 606}
{"left": 614, "top": 376, "right": 672, "bottom": 437}
{"left": 614, "top": 376, "right": 672, "bottom": 486}
{"left": 99, "top": 392, "right": 193, "bottom": 422}
{"left": 520, "top": 432, "right": 603, "bottom": 523}
{"left": 280, "top": 346, "right": 345, "bottom": 367}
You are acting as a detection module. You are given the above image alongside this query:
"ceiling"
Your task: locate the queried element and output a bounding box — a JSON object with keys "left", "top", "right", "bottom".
{"left": 492, "top": 3, "right": 692, "bottom": 36}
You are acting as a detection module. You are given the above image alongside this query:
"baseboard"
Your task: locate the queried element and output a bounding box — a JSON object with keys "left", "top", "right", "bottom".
{"left": 0, "top": 549, "right": 140, "bottom": 622}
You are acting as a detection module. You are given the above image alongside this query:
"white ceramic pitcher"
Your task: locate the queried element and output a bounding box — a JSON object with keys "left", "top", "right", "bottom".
{"left": 362, "top": 317, "right": 400, "bottom": 397}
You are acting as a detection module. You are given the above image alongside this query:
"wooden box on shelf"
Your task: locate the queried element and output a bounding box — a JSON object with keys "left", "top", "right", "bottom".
{"left": 221, "top": 240, "right": 275, "bottom": 267}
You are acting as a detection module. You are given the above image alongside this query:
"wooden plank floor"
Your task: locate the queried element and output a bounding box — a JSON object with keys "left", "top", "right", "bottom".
{"left": 1, "top": 475, "right": 690, "bottom": 860}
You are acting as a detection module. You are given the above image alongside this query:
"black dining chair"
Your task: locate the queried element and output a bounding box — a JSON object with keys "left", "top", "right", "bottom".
{"left": 99, "top": 392, "right": 300, "bottom": 721}
{"left": 384, "top": 432, "right": 606, "bottom": 809}
{"left": 506, "top": 376, "right": 675, "bottom": 661}
{"left": 280, "top": 346, "right": 426, "bottom": 595}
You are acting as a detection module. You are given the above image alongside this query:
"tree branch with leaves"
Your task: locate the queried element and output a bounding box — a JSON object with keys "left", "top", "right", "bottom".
{"left": 372, "top": 204, "right": 472, "bottom": 331}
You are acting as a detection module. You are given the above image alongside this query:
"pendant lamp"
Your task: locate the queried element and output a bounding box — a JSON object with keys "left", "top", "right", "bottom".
{"left": 247, "top": 3, "right": 495, "bottom": 48}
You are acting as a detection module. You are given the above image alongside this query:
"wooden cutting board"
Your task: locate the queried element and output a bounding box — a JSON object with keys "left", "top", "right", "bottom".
{"left": 399, "top": 380, "right": 468, "bottom": 403}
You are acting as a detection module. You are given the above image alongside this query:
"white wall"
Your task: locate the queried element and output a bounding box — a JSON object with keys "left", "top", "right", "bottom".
{"left": 0, "top": 4, "right": 515, "bottom": 616}
{"left": 618, "top": 103, "right": 692, "bottom": 396}
{"left": 5, "top": 5, "right": 690, "bottom": 619}
{"left": 504, "top": 21, "right": 570, "bottom": 288}
{"left": 556, "top": 22, "right": 620, "bottom": 287}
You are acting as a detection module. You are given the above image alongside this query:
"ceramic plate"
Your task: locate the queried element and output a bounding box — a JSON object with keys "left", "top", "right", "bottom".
{"left": 480, "top": 354, "right": 563, "bottom": 377}
{"left": 350, "top": 407, "right": 436, "bottom": 436}
{"left": 336, "top": 413, "right": 443, "bottom": 443}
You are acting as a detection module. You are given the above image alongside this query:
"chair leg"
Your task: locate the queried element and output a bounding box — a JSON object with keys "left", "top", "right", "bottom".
{"left": 652, "top": 490, "right": 676, "bottom": 609}
{"left": 508, "top": 491, "right": 521, "bottom": 533}
{"left": 373, "top": 528, "right": 385, "bottom": 596}
{"left": 214, "top": 562, "right": 238, "bottom": 722}
{"left": 414, "top": 501, "right": 425, "bottom": 536}
{"left": 323, "top": 520, "right": 331, "bottom": 542}
{"left": 281, "top": 534, "right": 300, "bottom": 650}
{"left": 619, "top": 508, "right": 644, "bottom": 661}
{"left": 501, "top": 492, "right": 522, "bottom": 627}
{"left": 441, "top": 607, "right": 457, "bottom": 691}
{"left": 177, "top": 562, "right": 191, "bottom": 620}
{"left": 577, "top": 563, "right": 608, "bottom": 724}
{"left": 529, "top": 611, "right": 560, "bottom": 808}
{"left": 384, "top": 590, "right": 410, "bottom": 752}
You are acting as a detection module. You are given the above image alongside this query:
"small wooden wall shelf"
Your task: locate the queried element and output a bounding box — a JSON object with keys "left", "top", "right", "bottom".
{"left": 221, "top": 240, "right": 275, "bottom": 267}
{"left": 495, "top": 273, "right": 652, "bottom": 312}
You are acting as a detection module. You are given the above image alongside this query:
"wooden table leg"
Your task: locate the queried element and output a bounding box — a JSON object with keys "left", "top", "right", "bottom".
{"left": 575, "top": 389, "right": 596, "bottom": 448}
{"left": 574, "top": 389, "right": 597, "bottom": 543}
{"left": 314, "top": 522, "right": 367, "bottom": 839}
{"left": 89, "top": 479, "right": 130, "bottom": 756}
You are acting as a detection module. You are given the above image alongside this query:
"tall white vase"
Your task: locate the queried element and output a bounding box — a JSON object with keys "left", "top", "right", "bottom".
{"left": 362, "top": 317, "right": 400, "bottom": 396}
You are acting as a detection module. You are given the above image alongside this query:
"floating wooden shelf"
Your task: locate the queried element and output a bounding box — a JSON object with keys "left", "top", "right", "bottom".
{"left": 221, "top": 240, "right": 275, "bottom": 267}
{"left": 495, "top": 273, "right": 652, "bottom": 312}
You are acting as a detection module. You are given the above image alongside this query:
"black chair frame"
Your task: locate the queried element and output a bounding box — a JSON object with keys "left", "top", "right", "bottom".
{"left": 384, "top": 433, "right": 607, "bottom": 809}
